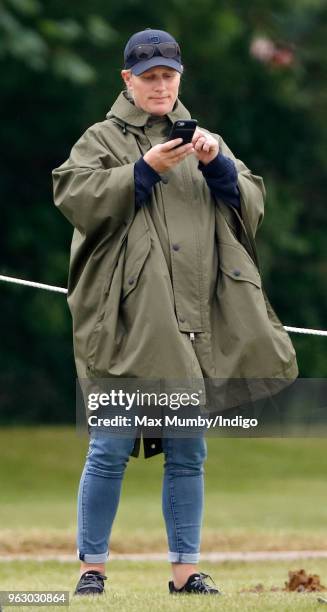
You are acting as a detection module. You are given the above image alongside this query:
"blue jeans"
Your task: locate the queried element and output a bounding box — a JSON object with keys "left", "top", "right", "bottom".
{"left": 77, "top": 432, "right": 207, "bottom": 564}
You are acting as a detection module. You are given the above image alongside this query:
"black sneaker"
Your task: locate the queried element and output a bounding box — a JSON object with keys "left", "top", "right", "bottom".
{"left": 169, "top": 571, "right": 222, "bottom": 595}
{"left": 74, "top": 570, "right": 107, "bottom": 596}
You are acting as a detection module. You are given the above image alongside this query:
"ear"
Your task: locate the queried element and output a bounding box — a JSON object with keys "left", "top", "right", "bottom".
{"left": 121, "top": 69, "right": 132, "bottom": 90}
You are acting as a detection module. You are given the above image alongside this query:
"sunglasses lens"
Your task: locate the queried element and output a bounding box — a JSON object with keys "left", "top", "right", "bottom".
{"left": 158, "top": 43, "right": 179, "bottom": 58}
{"left": 134, "top": 45, "right": 154, "bottom": 60}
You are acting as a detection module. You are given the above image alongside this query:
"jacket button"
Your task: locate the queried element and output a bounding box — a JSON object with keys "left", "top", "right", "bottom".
{"left": 128, "top": 277, "right": 135, "bottom": 285}
{"left": 172, "top": 244, "right": 180, "bottom": 251}
{"left": 147, "top": 121, "right": 153, "bottom": 128}
{"left": 233, "top": 269, "right": 241, "bottom": 277}
{"left": 179, "top": 316, "right": 185, "bottom": 323}
{"left": 161, "top": 176, "right": 169, "bottom": 184}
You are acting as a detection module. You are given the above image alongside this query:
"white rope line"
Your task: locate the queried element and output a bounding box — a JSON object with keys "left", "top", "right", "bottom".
{"left": 0, "top": 274, "right": 67, "bottom": 294}
{"left": 283, "top": 326, "right": 327, "bottom": 337}
{"left": 1, "top": 274, "right": 326, "bottom": 336}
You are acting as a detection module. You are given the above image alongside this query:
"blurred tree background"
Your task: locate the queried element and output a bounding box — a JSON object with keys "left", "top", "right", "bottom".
{"left": 1, "top": 0, "right": 326, "bottom": 423}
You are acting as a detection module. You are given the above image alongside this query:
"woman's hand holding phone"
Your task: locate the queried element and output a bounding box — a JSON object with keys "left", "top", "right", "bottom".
{"left": 143, "top": 139, "right": 194, "bottom": 173}
{"left": 143, "top": 121, "right": 219, "bottom": 173}
{"left": 192, "top": 129, "right": 219, "bottom": 165}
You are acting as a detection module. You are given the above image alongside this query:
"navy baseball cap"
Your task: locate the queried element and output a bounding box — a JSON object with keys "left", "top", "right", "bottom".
{"left": 123, "top": 28, "right": 183, "bottom": 76}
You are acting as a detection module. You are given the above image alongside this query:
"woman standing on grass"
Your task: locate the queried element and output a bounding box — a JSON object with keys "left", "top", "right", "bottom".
{"left": 52, "top": 27, "right": 298, "bottom": 597}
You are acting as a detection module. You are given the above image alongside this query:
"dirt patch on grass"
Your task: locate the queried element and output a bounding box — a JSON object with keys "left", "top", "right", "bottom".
{"left": 240, "top": 569, "right": 327, "bottom": 593}
{"left": 1, "top": 530, "right": 327, "bottom": 555}
{"left": 284, "top": 569, "right": 327, "bottom": 592}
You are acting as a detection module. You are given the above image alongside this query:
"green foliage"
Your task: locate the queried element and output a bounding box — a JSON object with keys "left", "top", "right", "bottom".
{"left": 39, "top": 19, "right": 83, "bottom": 43}
{"left": 86, "top": 14, "right": 118, "bottom": 46}
{"left": 52, "top": 49, "right": 96, "bottom": 84}
{"left": 1, "top": 0, "right": 326, "bottom": 422}
{"left": 0, "top": 0, "right": 116, "bottom": 82}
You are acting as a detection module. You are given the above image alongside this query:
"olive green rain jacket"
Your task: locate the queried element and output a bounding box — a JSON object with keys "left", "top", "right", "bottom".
{"left": 52, "top": 91, "right": 298, "bottom": 458}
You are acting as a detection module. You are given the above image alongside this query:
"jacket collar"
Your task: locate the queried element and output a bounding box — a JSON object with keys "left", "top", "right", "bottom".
{"left": 107, "top": 91, "right": 191, "bottom": 128}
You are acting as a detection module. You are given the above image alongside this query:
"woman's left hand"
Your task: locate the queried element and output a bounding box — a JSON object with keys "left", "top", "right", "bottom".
{"left": 192, "top": 129, "right": 219, "bottom": 165}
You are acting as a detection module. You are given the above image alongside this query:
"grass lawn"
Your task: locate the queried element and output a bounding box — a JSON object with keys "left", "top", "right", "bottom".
{"left": 1, "top": 426, "right": 327, "bottom": 554}
{"left": 0, "top": 559, "right": 326, "bottom": 611}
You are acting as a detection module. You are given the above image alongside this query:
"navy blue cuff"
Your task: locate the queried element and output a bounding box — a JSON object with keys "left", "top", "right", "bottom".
{"left": 134, "top": 157, "right": 162, "bottom": 208}
{"left": 198, "top": 152, "right": 240, "bottom": 209}
{"left": 135, "top": 157, "right": 161, "bottom": 190}
{"left": 198, "top": 151, "right": 237, "bottom": 180}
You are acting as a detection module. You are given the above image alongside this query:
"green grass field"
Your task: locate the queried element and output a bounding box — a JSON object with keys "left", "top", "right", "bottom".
{"left": 1, "top": 426, "right": 327, "bottom": 554}
{"left": 1, "top": 560, "right": 327, "bottom": 611}
{"left": 1, "top": 427, "right": 327, "bottom": 609}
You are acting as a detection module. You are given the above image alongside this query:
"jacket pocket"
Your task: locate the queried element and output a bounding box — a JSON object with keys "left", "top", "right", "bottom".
{"left": 218, "top": 241, "right": 261, "bottom": 288}
{"left": 121, "top": 227, "right": 151, "bottom": 301}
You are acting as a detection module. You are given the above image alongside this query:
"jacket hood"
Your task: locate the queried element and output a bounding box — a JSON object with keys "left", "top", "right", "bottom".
{"left": 106, "top": 90, "right": 191, "bottom": 129}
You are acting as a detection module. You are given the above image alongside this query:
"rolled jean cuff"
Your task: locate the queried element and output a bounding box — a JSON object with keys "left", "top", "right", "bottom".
{"left": 78, "top": 549, "right": 109, "bottom": 563}
{"left": 168, "top": 551, "right": 200, "bottom": 563}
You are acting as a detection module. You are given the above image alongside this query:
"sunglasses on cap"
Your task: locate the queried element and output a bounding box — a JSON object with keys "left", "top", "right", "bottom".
{"left": 126, "top": 42, "right": 181, "bottom": 62}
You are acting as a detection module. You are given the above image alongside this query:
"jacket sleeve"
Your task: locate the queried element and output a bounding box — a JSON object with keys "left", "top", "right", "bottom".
{"left": 52, "top": 123, "right": 135, "bottom": 237}
{"left": 218, "top": 135, "right": 265, "bottom": 238}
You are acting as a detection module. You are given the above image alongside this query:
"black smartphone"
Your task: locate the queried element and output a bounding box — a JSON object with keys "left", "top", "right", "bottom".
{"left": 167, "top": 119, "right": 198, "bottom": 147}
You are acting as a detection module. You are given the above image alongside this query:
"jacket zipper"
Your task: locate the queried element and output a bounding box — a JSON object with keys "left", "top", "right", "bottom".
{"left": 190, "top": 332, "right": 195, "bottom": 343}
